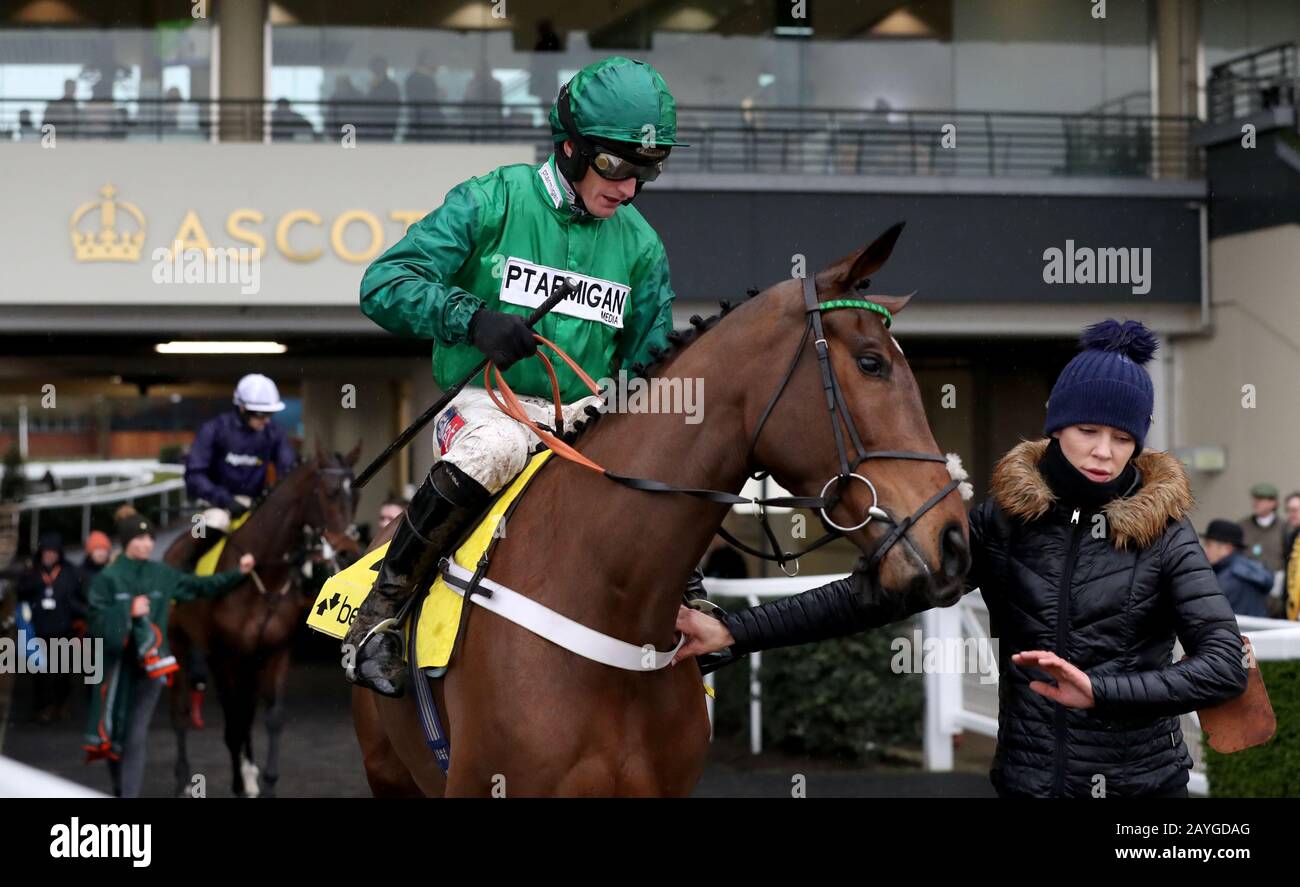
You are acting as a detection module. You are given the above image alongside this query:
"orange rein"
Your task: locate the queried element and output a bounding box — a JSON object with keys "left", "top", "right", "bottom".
{"left": 483, "top": 334, "right": 608, "bottom": 474}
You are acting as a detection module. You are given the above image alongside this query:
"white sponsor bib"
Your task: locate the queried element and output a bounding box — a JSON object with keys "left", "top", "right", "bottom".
{"left": 499, "top": 257, "right": 628, "bottom": 329}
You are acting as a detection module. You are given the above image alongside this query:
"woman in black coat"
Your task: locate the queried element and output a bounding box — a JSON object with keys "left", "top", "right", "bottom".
{"left": 17, "top": 531, "right": 87, "bottom": 722}
{"left": 675, "top": 319, "right": 1248, "bottom": 798}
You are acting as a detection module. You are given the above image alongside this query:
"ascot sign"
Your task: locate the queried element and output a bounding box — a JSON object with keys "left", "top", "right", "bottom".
{"left": 70, "top": 182, "right": 427, "bottom": 265}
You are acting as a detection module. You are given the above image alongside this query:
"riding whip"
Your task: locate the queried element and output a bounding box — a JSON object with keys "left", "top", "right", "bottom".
{"left": 354, "top": 276, "right": 580, "bottom": 489}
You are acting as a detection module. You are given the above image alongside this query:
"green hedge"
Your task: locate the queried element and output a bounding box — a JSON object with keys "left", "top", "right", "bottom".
{"left": 1206, "top": 660, "right": 1300, "bottom": 797}
{"left": 710, "top": 614, "right": 924, "bottom": 761}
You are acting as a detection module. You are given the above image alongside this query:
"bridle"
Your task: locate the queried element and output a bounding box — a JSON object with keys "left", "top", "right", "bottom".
{"left": 305, "top": 465, "right": 361, "bottom": 576}
{"left": 485, "top": 277, "right": 966, "bottom": 576}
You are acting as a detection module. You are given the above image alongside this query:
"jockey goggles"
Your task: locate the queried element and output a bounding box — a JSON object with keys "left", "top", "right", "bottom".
{"left": 585, "top": 142, "right": 667, "bottom": 183}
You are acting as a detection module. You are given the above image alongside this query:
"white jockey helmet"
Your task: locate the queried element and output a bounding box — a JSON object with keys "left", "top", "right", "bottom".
{"left": 233, "top": 373, "right": 286, "bottom": 412}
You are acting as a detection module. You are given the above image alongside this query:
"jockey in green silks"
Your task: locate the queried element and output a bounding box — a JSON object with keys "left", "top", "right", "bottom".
{"left": 346, "top": 57, "right": 689, "bottom": 696}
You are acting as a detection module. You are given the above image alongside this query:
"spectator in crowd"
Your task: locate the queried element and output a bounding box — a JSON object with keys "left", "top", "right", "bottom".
{"left": 326, "top": 74, "right": 363, "bottom": 141}
{"left": 16, "top": 532, "right": 86, "bottom": 723}
{"left": 83, "top": 514, "right": 254, "bottom": 797}
{"left": 403, "top": 48, "right": 443, "bottom": 141}
{"left": 1201, "top": 519, "right": 1273, "bottom": 618}
{"left": 16, "top": 108, "right": 38, "bottom": 140}
{"left": 534, "top": 18, "right": 562, "bottom": 51}
{"left": 1284, "top": 491, "right": 1300, "bottom": 566}
{"left": 378, "top": 496, "right": 407, "bottom": 531}
{"left": 1284, "top": 491, "right": 1300, "bottom": 620}
{"left": 78, "top": 530, "right": 113, "bottom": 587}
{"left": 1238, "top": 482, "right": 1286, "bottom": 572}
{"left": 270, "top": 97, "right": 316, "bottom": 141}
{"left": 43, "top": 79, "right": 79, "bottom": 139}
{"left": 366, "top": 56, "right": 401, "bottom": 141}
{"left": 464, "top": 58, "right": 503, "bottom": 109}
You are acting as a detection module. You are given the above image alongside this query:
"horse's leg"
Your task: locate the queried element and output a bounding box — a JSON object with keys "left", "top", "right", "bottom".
{"left": 216, "top": 653, "right": 260, "bottom": 797}
{"left": 352, "top": 687, "right": 425, "bottom": 798}
{"left": 257, "top": 649, "right": 291, "bottom": 798}
{"left": 167, "top": 623, "right": 194, "bottom": 796}
{"left": 369, "top": 679, "right": 449, "bottom": 797}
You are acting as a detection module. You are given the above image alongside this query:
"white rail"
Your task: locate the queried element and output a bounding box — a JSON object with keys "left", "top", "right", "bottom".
{"left": 0, "top": 460, "right": 188, "bottom": 548}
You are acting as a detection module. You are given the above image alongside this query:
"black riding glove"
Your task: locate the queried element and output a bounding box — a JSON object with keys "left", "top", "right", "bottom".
{"left": 468, "top": 308, "right": 537, "bottom": 371}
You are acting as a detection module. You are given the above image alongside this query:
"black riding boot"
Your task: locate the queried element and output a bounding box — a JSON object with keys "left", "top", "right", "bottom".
{"left": 343, "top": 461, "right": 490, "bottom": 697}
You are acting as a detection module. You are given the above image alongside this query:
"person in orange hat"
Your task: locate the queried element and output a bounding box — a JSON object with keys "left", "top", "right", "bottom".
{"left": 78, "top": 530, "right": 113, "bottom": 588}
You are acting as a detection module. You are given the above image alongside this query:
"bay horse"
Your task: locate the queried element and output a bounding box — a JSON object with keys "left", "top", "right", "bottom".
{"left": 353, "top": 225, "right": 972, "bottom": 797}
{"left": 167, "top": 446, "right": 361, "bottom": 797}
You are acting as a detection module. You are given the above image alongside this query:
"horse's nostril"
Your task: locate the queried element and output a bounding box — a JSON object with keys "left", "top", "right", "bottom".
{"left": 941, "top": 523, "right": 971, "bottom": 578}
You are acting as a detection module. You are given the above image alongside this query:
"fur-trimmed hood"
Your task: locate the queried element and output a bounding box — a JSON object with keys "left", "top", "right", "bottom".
{"left": 989, "top": 438, "right": 1194, "bottom": 550}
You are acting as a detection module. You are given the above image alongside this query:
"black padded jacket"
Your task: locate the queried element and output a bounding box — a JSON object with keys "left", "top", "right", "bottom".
{"left": 722, "top": 439, "right": 1248, "bottom": 797}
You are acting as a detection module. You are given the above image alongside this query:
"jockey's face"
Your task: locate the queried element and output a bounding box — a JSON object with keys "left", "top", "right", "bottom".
{"left": 241, "top": 408, "right": 271, "bottom": 431}
{"left": 563, "top": 140, "right": 637, "bottom": 219}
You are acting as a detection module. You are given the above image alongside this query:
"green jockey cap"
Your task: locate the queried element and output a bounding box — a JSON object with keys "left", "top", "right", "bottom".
{"left": 548, "top": 56, "right": 686, "bottom": 156}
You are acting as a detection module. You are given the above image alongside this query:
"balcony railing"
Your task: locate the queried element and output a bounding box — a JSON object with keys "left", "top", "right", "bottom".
{"left": 1207, "top": 42, "right": 1299, "bottom": 124}
{"left": 0, "top": 97, "right": 1202, "bottom": 180}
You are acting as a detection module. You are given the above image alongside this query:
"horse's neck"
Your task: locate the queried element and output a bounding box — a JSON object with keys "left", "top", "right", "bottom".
{"left": 230, "top": 472, "right": 308, "bottom": 566}
{"left": 517, "top": 315, "right": 768, "bottom": 644}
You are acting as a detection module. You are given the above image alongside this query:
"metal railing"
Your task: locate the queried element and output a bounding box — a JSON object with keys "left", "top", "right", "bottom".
{"left": 1207, "top": 42, "right": 1299, "bottom": 124}
{"left": 0, "top": 97, "right": 1202, "bottom": 180}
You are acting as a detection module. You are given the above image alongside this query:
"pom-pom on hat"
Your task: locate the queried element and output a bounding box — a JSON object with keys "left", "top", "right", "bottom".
{"left": 1044, "top": 319, "right": 1158, "bottom": 452}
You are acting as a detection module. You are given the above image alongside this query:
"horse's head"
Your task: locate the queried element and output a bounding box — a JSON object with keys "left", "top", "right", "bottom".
{"left": 746, "top": 223, "right": 971, "bottom": 607}
{"left": 303, "top": 441, "right": 363, "bottom": 569}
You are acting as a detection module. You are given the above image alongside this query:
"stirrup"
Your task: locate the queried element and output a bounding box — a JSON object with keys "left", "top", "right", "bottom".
{"left": 345, "top": 616, "right": 406, "bottom": 683}
{"left": 685, "top": 596, "right": 728, "bottom": 622}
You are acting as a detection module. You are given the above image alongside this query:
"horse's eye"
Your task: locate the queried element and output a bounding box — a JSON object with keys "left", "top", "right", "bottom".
{"left": 857, "top": 355, "right": 884, "bottom": 376}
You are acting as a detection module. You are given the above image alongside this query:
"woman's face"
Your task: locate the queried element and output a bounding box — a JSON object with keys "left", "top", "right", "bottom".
{"left": 1053, "top": 424, "right": 1135, "bottom": 482}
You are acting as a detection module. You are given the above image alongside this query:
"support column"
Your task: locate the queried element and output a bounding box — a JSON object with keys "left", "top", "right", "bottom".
{"left": 1152, "top": 0, "right": 1201, "bottom": 178}
{"left": 217, "top": 0, "right": 267, "bottom": 141}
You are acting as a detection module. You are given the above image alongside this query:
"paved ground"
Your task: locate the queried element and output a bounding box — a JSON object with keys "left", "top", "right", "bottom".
{"left": 1, "top": 655, "right": 996, "bottom": 798}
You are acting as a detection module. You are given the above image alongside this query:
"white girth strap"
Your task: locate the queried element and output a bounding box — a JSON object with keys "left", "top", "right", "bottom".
{"left": 441, "top": 561, "right": 686, "bottom": 671}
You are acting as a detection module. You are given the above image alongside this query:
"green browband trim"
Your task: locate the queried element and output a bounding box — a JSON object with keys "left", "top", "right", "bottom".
{"left": 818, "top": 298, "right": 892, "bottom": 328}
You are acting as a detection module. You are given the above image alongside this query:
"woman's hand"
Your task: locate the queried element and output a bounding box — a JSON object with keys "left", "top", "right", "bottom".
{"left": 670, "top": 605, "right": 735, "bottom": 666}
{"left": 1014, "top": 650, "right": 1095, "bottom": 709}
{"left": 239, "top": 553, "right": 256, "bottom": 574}
{"left": 130, "top": 595, "right": 150, "bottom": 618}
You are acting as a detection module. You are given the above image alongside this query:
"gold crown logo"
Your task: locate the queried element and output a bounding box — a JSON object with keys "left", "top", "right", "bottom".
{"left": 70, "top": 184, "right": 146, "bottom": 262}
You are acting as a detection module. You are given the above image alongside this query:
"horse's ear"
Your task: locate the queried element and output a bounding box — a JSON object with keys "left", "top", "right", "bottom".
{"left": 868, "top": 291, "right": 915, "bottom": 316}
{"left": 814, "top": 222, "right": 906, "bottom": 294}
{"left": 345, "top": 439, "right": 362, "bottom": 467}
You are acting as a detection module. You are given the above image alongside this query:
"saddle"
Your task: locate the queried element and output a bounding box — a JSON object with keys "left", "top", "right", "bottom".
{"left": 193, "top": 511, "right": 252, "bottom": 576}
{"left": 308, "top": 451, "right": 551, "bottom": 670}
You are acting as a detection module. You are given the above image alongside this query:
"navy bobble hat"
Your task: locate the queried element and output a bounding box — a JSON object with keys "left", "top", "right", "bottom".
{"left": 1044, "top": 319, "right": 1158, "bottom": 451}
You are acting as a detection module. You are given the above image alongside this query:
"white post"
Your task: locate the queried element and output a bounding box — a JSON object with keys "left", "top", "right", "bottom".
{"left": 17, "top": 399, "right": 28, "bottom": 460}
{"left": 923, "top": 605, "right": 964, "bottom": 771}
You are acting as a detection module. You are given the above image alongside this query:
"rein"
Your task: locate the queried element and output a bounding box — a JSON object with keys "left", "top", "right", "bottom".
{"left": 484, "top": 280, "right": 963, "bottom": 575}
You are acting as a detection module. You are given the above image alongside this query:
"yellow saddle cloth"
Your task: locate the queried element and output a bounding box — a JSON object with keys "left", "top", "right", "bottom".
{"left": 306, "top": 451, "right": 553, "bottom": 670}
{"left": 194, "top": 511, "right": 251, "bottom": 576}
